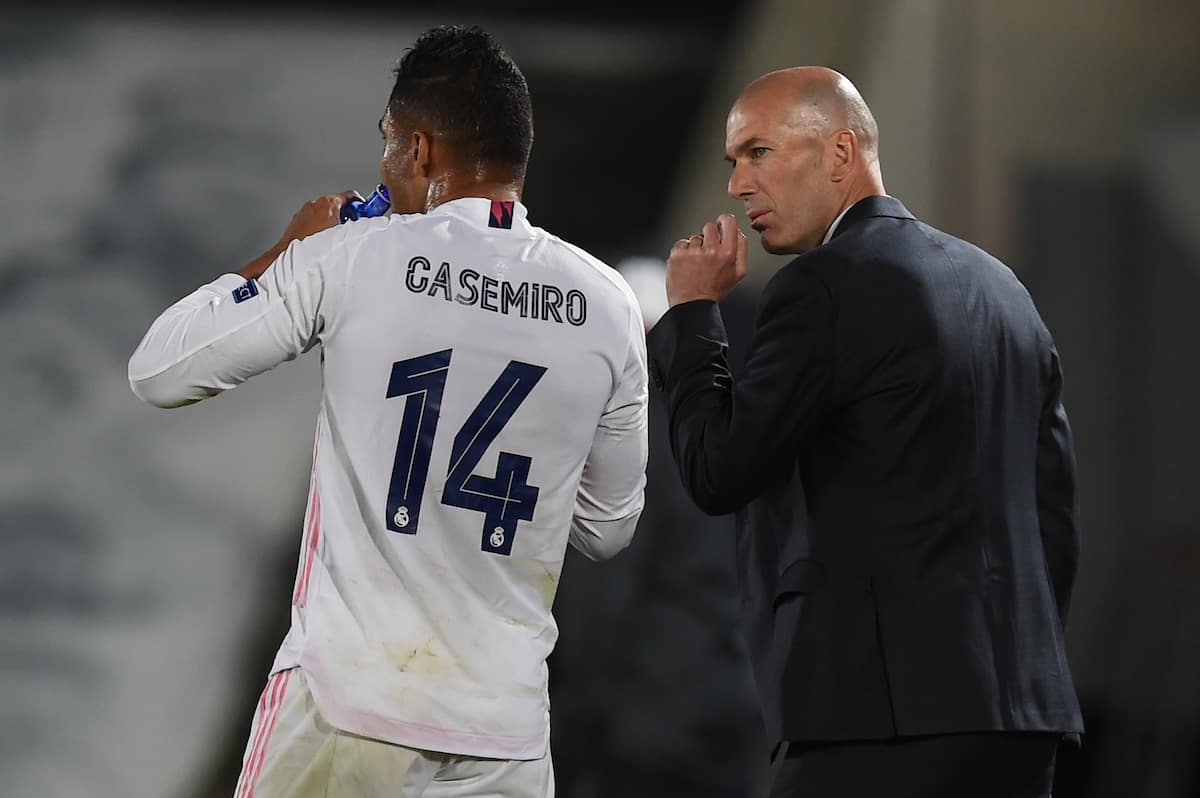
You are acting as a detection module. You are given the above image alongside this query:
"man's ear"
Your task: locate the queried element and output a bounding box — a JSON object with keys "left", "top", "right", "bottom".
{"left": 830, "top": 129, "right": 856, "bottom": 183}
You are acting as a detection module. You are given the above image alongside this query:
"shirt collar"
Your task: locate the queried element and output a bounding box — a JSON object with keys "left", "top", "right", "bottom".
{"left": 426, "top": 197, "right": 532, "bottom": 233}
{"left": 821, "top": 203, "right": 854, "bottom": 246}
{"left": 822, "top": 195, "right": 910, "bottom": 245}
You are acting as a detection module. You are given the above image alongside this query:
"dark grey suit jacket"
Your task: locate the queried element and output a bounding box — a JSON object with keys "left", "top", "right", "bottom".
{"left": 648, "top": 196, "right": 1084, "bottom": 744}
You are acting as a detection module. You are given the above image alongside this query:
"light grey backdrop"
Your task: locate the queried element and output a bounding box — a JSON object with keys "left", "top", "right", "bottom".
{"left": 1, "top": 17, "right": 412, "bottom": 797}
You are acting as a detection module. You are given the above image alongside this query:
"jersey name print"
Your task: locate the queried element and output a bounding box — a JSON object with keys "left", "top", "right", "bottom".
{"left": 404, "top": 255, "right": 588, "bottom": 326}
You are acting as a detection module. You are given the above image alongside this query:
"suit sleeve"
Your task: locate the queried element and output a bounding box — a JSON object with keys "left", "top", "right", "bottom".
{"left": 128, "top": 228, "right": 347, "bottom": 408}
{"left": 568, "top": 301, "right": 649, "bottom": 561}
{"left": 647, "top": 263, "right": 834, "bottom": 515}
{"left": 1036, "top": 343, "right": 1081, "bottom": 621}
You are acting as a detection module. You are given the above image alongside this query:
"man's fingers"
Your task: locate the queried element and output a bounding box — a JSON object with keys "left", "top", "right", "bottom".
{"left": 666, "top": 218, "right": 745, "bottom": 304}
{"left": 336, "top": 195, "right": 359, "bottom": 208}
{"left": 328, "top": 191, "right": 364, "bottom": 209}
{"left": 717, "top": 214, "right": 740, "bottom": 255}
{"left": 735, "top": 229, "right": 749, "bottom": 280}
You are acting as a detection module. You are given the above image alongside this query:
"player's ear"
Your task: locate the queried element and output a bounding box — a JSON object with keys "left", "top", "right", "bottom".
{"left": 410, "top": 131, "right": 433, "bottom": 179}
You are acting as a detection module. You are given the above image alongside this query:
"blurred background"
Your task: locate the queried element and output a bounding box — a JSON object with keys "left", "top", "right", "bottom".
{"left": 2, "top": 1, "right": 1198, "bottom": 796}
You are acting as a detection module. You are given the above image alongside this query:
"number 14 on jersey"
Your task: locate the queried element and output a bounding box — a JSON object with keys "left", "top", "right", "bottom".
{"left": 383, "top": 349, "right": 546, "bottom": 556}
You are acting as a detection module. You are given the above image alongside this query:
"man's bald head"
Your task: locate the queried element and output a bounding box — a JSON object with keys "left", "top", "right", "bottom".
{"left": 725, "top": 66, "right": 886, "bottom": 255}
{"left": 739, "top": 67, "right": 880, "bottom": 161}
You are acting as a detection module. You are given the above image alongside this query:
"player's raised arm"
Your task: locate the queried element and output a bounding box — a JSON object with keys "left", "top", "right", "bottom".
{"left": 569, "top": 300, "right": 649, "bottom": 561}
{"left": 128, "top": 193, "right": 358, "bottom": 408}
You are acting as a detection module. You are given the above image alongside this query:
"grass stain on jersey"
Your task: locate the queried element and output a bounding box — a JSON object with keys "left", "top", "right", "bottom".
{"left": 535, "top": 563, "right": 559, "bottom": 605}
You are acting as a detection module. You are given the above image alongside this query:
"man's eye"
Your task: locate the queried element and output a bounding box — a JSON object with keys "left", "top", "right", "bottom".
{"left": 751, "top": 147, "right": 769, "bottom": 158}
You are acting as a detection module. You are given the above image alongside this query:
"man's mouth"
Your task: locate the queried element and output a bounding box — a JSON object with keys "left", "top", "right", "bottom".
{"left": 747, "top": 209, "right": 770, "bottom": 229}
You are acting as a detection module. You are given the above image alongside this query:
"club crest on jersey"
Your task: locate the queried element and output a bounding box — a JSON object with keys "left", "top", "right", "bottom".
{"left": 232, "top": 279, "right": 259, "bottom": 304}
{"left": 488, "top": 200, "right": 515, "bottom": 229}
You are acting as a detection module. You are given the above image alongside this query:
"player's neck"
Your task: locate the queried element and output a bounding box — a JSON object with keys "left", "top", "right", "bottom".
{"left": 425, "top": 173, "right": 523, "bottom": 212}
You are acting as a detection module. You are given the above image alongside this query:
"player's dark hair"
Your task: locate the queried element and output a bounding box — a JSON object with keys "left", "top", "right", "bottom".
{"left": 388, "top": 25, "right": 533, "bottom": 172}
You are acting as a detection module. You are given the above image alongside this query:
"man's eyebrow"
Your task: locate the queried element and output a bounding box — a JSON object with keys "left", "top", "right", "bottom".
{"left": 726, "top": 137, "right": 768, "bottom": 162}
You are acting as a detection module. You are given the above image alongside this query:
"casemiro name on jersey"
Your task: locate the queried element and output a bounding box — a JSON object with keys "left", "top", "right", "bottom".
{"left": 405, "top": 256, "right": 587, "bottom": 326}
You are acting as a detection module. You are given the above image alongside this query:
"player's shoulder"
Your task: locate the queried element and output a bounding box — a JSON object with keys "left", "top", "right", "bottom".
{"left": 346, "top": 210, "right": 427, "bottom": 241}
{"left": 333, "top": 211, "right": 447, "bottom": 267}
{"left": 528, "top": 226, "right": 640, "bottom": 314}
{"left": 337, "top": 208, "right": 447, "bottom": 240}
{"left": 303, "top": 212, "right": 399, "bottom": 257}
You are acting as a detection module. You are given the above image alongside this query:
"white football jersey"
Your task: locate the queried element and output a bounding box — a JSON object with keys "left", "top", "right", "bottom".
{"left": 129, "top": 198, "right": 648, "bottom": 759}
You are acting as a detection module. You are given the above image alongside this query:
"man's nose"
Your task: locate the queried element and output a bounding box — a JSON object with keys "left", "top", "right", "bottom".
{"left": 727, "top": 164, "right": 753, "bottom": 200}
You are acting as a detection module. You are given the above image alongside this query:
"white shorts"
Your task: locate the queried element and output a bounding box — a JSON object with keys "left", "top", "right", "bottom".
{"left": 233, "top": 668, "right": 554, "bottom": 798}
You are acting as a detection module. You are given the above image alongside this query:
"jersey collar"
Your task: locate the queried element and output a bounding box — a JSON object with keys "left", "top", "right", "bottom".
{"left": 428, "top": 197, "right": 533, "bottom": 233}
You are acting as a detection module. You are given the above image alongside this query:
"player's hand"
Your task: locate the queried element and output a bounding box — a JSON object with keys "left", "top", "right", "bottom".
{"left": 665, "top": 213, "right": 748, "bottom": 307}
{"left": 236, "top": 191, "right": 363, "bottom": 281}
{"left": 277, "top": 191, "right": 364, "bottom": 247}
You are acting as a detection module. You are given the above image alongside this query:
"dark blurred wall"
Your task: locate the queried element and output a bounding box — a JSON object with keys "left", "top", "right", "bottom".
{"left": 1022, "top": 168, "right": 1200, "bottom": 797}
{"left": 0, "top": 16, "right": 385, "bottom": 797}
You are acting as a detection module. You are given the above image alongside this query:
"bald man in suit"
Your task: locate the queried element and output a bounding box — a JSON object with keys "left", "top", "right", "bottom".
{"left": 648, "top": 67, "right": 1083, "bottom": 797}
